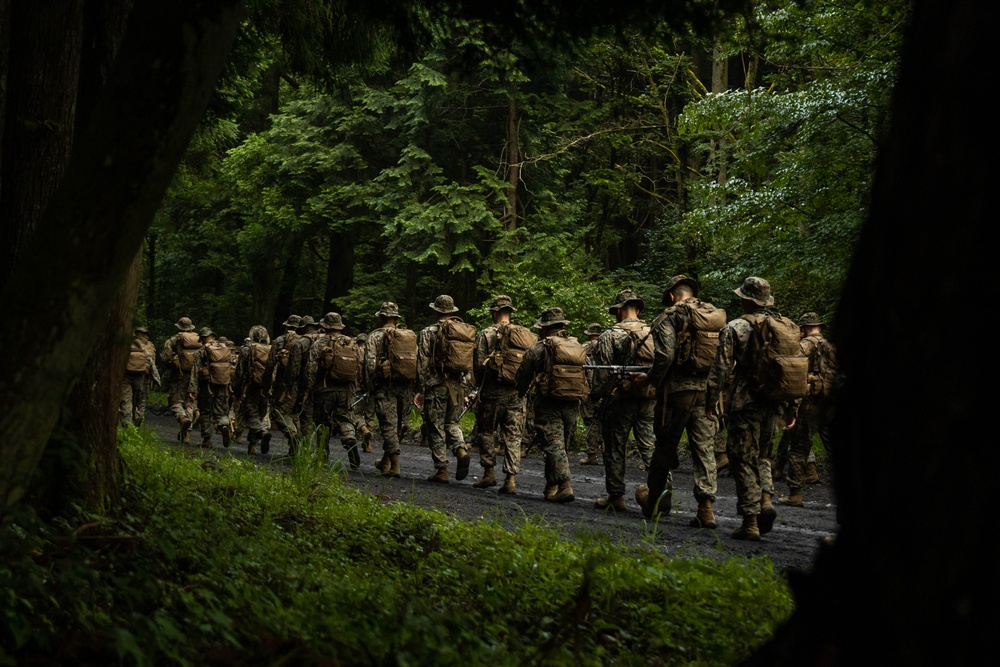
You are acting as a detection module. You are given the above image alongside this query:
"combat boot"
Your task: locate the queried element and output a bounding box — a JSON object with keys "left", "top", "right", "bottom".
{"left": 473, "top": 467, "right": 497, "bottom": 488}
{"left": 427, "top": 468, "right": 449, "bottom": 483}
{"left": 715, "top": 451, "right": 729, "bottom": 471}
{"left": 376, "top": 454, "right": 392, "bottom": 475}
{"left": 804, "top": 462, "right": 820, "bottom": 484}
{"left": 388, "top": 453, "right": 401, "bottom": 478}
{"left": 247, "top": 443, "right": 257, "bottom": 456}
{"left": 579, "top": 452, "right": 599, "bottom": 466}
{"left": 731, "top": 515, "right": 761, "bottom": 541}
{"left": 178, "top": 417, "right": 192, "bottom": 444}
{"left": 221, "top": 425, "right": 231, "bottom": 449}
{"left": 260, "top": 432, "right": 272, "bottom": 455}
{"left": 635, "top": 485, "right": 651, "bottom": 517}
{"left": 233, "top": 429, "right": 243, "bottom": 445}
{"left": 689, "top": 498, "right": 717, "bottom": 529}
{"left": 595, "top": 495, "right": 627, "bottom": 511}
{"left": 543, "top": 484, "right": 558, "bottom": 501}
{"left": 499, "top": 474, "right": 516, "bottom": 495}
{"left": 553, "top": 481, "right": 575, "bottom": 503}
{"left": 758, "top": 492, "right": 777, "bottom": 535}
{"left": 360, "top": 425, "right": 373, "bottom": 453}
{"left": 779, "top": 488, "right": 804, "bottom": 507}
{"left": 455, "top": 448, "right": 471, "bottom": 481}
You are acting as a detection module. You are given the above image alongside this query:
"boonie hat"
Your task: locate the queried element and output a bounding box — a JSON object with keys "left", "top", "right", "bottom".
{"left": 174, "top": 317, "right": 195, "bottom": 331}
{"left": 429, "top": 295, "right": 459, "bottom": 313}
{"left": 797, "top": 312, "right": 825, "bottom": 327}
{"left": 585, "top": 323, "right": 603, "bottom": 336}
{"left": 489, "top": 295, "right": 516, "bottom": 312}
{"left": 319, "top": 312, "right": 346, "bottom": 330}
{"left": 282, "top": 314, "right": 301, "bottom": 328}
{"left": 734, "top": 277, "right": 774, "bottom": 307}
{"left": 661, "top": 274, "right": 700, "bottom": 304}
{"left": 533, "top": 307, "right": 570, "bottom": 329}
{"left": 376, "top": 302, "right": 401, "bottom": 318}
{"left": 198, "top": 326, "right": 215, "bottom": 338}
{"left": 608, "top": 289, "right": 645, "bottom": 314}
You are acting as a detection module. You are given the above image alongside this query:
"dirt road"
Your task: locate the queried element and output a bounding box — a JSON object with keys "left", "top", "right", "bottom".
{"left": 145, "top": 409, "right": 837, "bottom": 574}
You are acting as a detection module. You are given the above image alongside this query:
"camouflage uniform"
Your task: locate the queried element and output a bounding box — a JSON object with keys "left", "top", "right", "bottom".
{"left": 417, "top": 295, "right": 470, "bottom": 479}
{"left": 233, "top": 325, "right": 272, "bottom": 454}
{"left": 353, "top": 333, "right": 375, "bottom": 451}
{"left": 591, "top": 291, "right": 656, "bottom": 505}
{"left": 515, "top": 308, "right": 581, "bottom": 501}
{"left": 471, "top": 296, "right": 527, "bottom": 483}
{"left": 120, "top": 326, "right": 160, "bottom": 426}
{"left": 262, "top": 315, "right": 301, "bottom": 446}
{"left": 639, "top": 276, "right": 719, "bottom": 523}
{"left": 306, "top": 313, "right": 361, "bottom": 466}
{"left": 159, "top": 316, "right": 200, "bottom": 438}
{"left": 578, "top": 323, "right": 605, "bottom": 464}
{"left": 288, "top": 317, "right": 322, "bottom": 441}
{"left": 188, "top": 328, "right": 233, "bottom": 447}
{"left": 706, "top": 277, "right": 796, "bottom": 539}
{"left": 365, "top": 303, "right": 416, "bottom": 471}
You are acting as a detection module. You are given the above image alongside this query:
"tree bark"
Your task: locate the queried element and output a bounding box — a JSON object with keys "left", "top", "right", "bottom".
{"left": 504, "top": 94, "right": 519, "bottom": 231}
{"left": 0, "top": 0, "right": 243, "bottom": 516}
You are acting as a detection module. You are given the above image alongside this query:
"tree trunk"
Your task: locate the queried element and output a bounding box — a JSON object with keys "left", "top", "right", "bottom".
{"left": 324, "top": 228, "right": 355, "bottom": 313}
{"left": 504, "top": 94, "right": 519, "bottom": 231}
{"left": 0, "top": 0, "right": 243, "bottom": 516}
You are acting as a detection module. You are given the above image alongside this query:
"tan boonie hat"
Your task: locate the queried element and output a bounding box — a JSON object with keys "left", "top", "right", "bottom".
{"left": 734, "top": 277, "right": 774, "bottom": 307}
{"left": 533, "top": 307, "right": 570, "bottom": 329}
{"left": 319, "top": 312, "right": 346, "bottom": 330}
{"left": 282, "top": 314, "right": 301, "bottom": 328}
{"left": 798, "top": 312, "right": 825, "bottom": 327}
{"left": 608, "top": 289, "right": 645, "bottom": 314}
{"left": 429, "top": 294, "right": 459, "bottom": 313}
{"left": 376, "top": 302, "right": 401, "bottom": 318}
{"left": 661, "top": 274, "right": 700, "bottom": 304}
{"left": 585, "top": 323, "right": 603, "bottom": 336}
{"left": 174, "top": 317, "right": 195, "bottom": 331}
{"left": 489, "top": 295, "right": 516, "bottom": 312}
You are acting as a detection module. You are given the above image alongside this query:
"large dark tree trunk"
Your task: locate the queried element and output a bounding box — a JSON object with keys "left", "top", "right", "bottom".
{"left": 749, "top": 1, "right": 992, "bottom": 664}
{"left": 0, "top": 0, "right": 243, "bottom": 516}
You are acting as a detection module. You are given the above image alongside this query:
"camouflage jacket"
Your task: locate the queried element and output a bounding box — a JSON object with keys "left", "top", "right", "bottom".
{"left": 187, "top": 343, "right": 233, "bottom": 395}
{"left": 417, "top": 319, "right": 467, "bottom": 392}
{"left": 261, "top": 329, "right": 297, "bottom": 396}
{"left": 590, "top": 317, "right": 647, "bottom": 400}
{"left": 472, "top": 324, "right": 500, "bottom": 388}
{"left": 287, "top": 331, "right": 321, "bottom": 396}
{"left": 306, "top": 332, "right": 361, "bottom": 392}
{"left": 363, "top": 326, "right": 391, "bottom": 388}
{"left": 706, "top": 307, "right": 791, "bottom": 413}
{"left": 514, "top": 330, "right": 578, "bottom": 401}
{"left": 646, "top": 298, "right": 714, "bottom": 393}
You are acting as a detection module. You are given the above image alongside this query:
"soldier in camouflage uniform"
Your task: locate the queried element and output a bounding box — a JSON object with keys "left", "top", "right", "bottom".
{"left": 365, "top": 302, "right": 415, "bottom": 478}
{"left": 591, "top": 289, "right": 656, "bottom": 511}
{"left": 233, "top": 325, "right": 273, "bottom": 455}
{"left": 120, "top": 325, "right": 160, "bottom": 427}
{"left": 417, "top": 295, "right": 471, "bottom": 483}
{"left": 262, "top": 315, "right": 301, "bottom": 451}
{"left": 188, "top": 327, "right": 234, "bottom": 448}
{"left": 515, "top": 307, "right": 581, "bottom": 503}
{"left": 159, "top": 316, "right": 201, "bottom": 442}
{"left": 470, "top": 295, "right": 527, "bottom": 494}
{"left": 633, "top": 275, "right": 719, "bottom": 527}
{"left": 353, "top": 332, "right": 375, "bottom": 453}
{"left": 578, "top": 322, "right": 605, "bottom": 465}
{"left": 288, "top": 315, "right": 321, "bottom": 443}
{"left": 779, "top": 312, "right": 837, "bottom": 507}
{"left": 706, "top": 277, "right": 797, "bottom": 541}
{"left": 305, "top": 313, "right": 362, "bottom": 467}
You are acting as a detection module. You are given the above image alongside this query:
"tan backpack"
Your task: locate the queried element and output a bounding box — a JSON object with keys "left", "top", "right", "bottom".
{"left": 205, "top": 342, "right": 234, "bottom": 385}
{"left": 175, "top": 331, "right": 202, "bottom": 372}
{"left": 382, "top": 327, "right": 418, "bottom": 381}
{"left": 615, "top": 321, "right": 655, "bottom": 398}
{"left": 320, "top": 336, "right": 360, "bottom": 384}
{"left": 669, "top": 300, "right": 727, "bottom": 373}
{"left": 487, "top": 323, "right": 537, "bottom": 384}
{"left": 275, "top": 331, "right": 298, "bottom": 369}
{"left": 741, "top": 312, "right": 809, "bottom": 402}
{"left": 127, "top": 341, "right": 149, "bottom": 373}
{"left": 249, "top": 341, "right": 272, "bottom": 384}
{"left": 806, "top": 337, "right": 838, "bottom": 398}
{"left": 540, "top": 333, "right": 589, "bottom": 400}
{"left": 435, "top": 318, "right": 477, "bottom": 374}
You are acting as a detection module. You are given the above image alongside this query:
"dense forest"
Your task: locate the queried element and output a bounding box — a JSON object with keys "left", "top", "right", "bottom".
{"left": 144, "top": 0, "right": 904, "bottom": 339}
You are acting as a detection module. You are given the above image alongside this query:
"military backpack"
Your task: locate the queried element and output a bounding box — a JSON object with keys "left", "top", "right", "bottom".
{"left": 249, "top": 341, "right": 272, "bottom": 385}
{"left": 175, "top": 331, "right": 202, "bottom": 372}
{"left": 806, "top": 336, "right": 838, "bottom": 398}
{"left": 380, "top": 326, "right": 418, "bottom": 381}
{"left": 127, "top": 341, "right": 151, "bottom": 373}
{"left": 668, "top": 300, "right": 727, "bottom": 373}
{"left": 205, "top": 341, "right": 234, "bottom": 385}
{"left": 275, "top": 331, "right": 298, "bottom": 369}
{"left": 540, "top": 333, "right": 589, "bottom": 400}
{"left": 320, "top": 335, "right": 360, "bottom": 384}
{"left": 434, "top": 317, "right": 477, "bottom": 375}
{"left": 741, "top": 312, "right": 809, "bottom": 402}
{"left": 614, "top": 321, "right": 656, "bottom": 398}
{"left": 487, "top": 323, "right": 537, "bottom": 384}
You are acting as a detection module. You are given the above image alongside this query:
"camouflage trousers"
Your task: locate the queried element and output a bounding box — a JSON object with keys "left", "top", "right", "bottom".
{"left": 475, "top": 385, "right": 525, "bottom": 476}
{"left": 786, "top": 398, "right": 833, "bottom": 488}
{"left": 120, "top": 372, "right": 150, "bottom": 426}
{"left": 725, "top": 402, "right": 777, "bottom": 517}
{"left": 648, "top": 389, "right": 717, "bottom": 505}
{"left": 194, "top": 381, "right": 231, "bottom": 441}
{"left": 773, "top": 417, "right": 815, "bottom": 473}
{"left": 167, "top": 371, "right": 194, "bottom": 426}
{"left": 578, "top": 397, "right": 604, "bottom": 456}
{"left": 533, "top": 399, "right": 579, "bottom": 486}
{"left": 269, "top": 390, "right": 300, "bottom": 444}
{"left": 423, "top": 382, "right": 466, "bottom": 471}
{"left": 600, "top": 395, "right": 655, "bottom": 499}
{"left": 372, "top": 382, "right": 414, "bottom": 456}
{"left": 312, "top": 385, "right": 358, "bottom": 455}
{"left": 240, "top": 385, "right": 270, "bottom": 441}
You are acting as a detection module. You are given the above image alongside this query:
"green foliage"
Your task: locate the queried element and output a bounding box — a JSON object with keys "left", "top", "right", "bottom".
{"left": 1, "top": 428, "right": 793, "bottom": 665}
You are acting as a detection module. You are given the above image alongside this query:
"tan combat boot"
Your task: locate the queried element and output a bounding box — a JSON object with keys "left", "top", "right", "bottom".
{"left": 455, "top": 448, "right": 471, "bottom": 481}
{"left": 376, "top": 454, "right": 392, "bottom": 475}
{"left": 579, "top": 452, "right": 599, "bottom": 465}
{"left": 779, "top": 488, "right": 804, "bottom": 507}
{"left": 473, "top": 467, "right": 497, "bottom": 488}
{"left": 804, "top": 462, "right": 820, "bottom": 484}
{"left": 388, "top": 453, "right": 401, "bottom": 478}
{"left": 360, "top": 425, "right": 372, "bottom": 453}
{"left": 758, "top": 492, "right": 777, "bottom": 535}
{"left": 635, "top": 485, "right": 651, "bottom": 517}
{"left": 595, "top": 495, "right": 627, "bottom": 511}
{"left": 731, "top": 515, "right": 761, "bottom": 541}
{"left": 499, "top": 474, "right": 516, "bottom": 495}
{"left": 689, "top": 498, "right": 717, "bottom": 529}
{"left": 544, "top": 484, "right": 558, "bottom": 501}
{"left": 178, "top": 417, "right": 192, "bottom": 444}
{"left": 715, "top": 451, "right": 729, "bottom": 471}
{"left": 553, "top": 481, "right": 575, "bottom": 503}
{"left": 427, "top": 468, "right": 449, "bottom": 484}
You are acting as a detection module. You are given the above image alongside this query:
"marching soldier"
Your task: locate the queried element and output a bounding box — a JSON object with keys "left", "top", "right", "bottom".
{"left": 159, "top": 316, "right": 201, "bottom": 443}
{"left": 120, "top": 325, "right": 160, "bottom": 427}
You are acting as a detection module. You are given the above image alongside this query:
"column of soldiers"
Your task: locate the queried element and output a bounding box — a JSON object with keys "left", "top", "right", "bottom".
{"left": 135, "top": 273, "right": 834, "bottom": 541}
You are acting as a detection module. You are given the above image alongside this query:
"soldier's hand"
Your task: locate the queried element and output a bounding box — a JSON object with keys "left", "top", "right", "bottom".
{"left": 631, "top": 372, "right": 649, "bottom": 388}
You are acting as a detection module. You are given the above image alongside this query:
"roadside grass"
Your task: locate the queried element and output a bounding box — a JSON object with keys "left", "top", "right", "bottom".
{"left": 1, "top": 427, "right": 793, "bottom": 666}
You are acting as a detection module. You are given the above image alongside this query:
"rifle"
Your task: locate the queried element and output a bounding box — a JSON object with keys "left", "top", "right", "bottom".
{"left": 457, "top": 388, "right": 479, "bottom": 421}
{"left": 584, "top": 365, "right": 652, "bottom": 376}
{"left": 351, "top": 392, "right": 369, "bottom": 409}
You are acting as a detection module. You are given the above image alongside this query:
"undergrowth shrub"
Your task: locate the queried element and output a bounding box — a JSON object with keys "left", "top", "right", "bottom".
{"left": 0, "top": 427, "right": 793, "bottom": 666}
